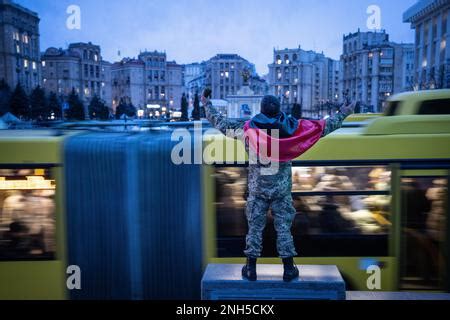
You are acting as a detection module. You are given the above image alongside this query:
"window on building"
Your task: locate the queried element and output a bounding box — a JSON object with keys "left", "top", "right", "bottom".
{"left": 442, "top": 12, "right": 448, "bottom": 35}
{"left": 284, "top": 54, "right": 290, "bottom": 64}
{"left": 423, "top": 43, "right": 429, "bottom": 67}
{"left": 284, "top": 67, "right": 290, "bottom": 81}
{"left": 424, "top": 20, "right": 430, "bottom": 44}
{"left": 416, "top": 26, "right": 421, "bottom": 45}
{"left": 276, "top": 55, "right": 282, "bottom": 65}
{"left": 432, "top": 17, "right": 438, "bottom": 40}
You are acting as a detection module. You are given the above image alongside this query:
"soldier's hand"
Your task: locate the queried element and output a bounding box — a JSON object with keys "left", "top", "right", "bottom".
{"left": 201, "top": 95, "right": 209, "bottom": 106}
{"left": 340, "top": 101, "right": 356, "bottom": 115}
{"left": 201, "top": 88, "right": 212, "bottom": 106}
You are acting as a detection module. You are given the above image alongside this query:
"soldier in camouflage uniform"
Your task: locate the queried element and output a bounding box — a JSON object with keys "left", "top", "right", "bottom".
{"left": 202, "top": 93, "right": 355, "bottom": 281}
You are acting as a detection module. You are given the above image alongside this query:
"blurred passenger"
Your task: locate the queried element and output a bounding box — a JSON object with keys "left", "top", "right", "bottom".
{"left": 402, "top": 179, "right": 431, "bottom": 231}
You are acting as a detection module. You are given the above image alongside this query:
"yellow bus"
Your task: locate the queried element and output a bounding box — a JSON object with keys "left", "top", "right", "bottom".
{"left": 202, "top": 90, "right": 450, "bottom": 291}
{"left": 0, "top": 90, "right": 448, "bottom": 299}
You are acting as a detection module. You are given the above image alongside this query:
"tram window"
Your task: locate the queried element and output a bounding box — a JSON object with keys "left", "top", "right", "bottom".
{"left": 292, "top": 166, "right": 390, "bottom": 192}
{"left": 214, "top": 166, "right": 391, "bottom": 258}
{"left": 385, "top": 101, "right": 401, "bottom": 116}
{"left": 418, "top": 99, "right": 450, "bottom": 115}
{"left": 0, "top": 168, "right": 56, "bottom": 261}
{"left": 400, "top": 177, "right": 448, "bottom": 291}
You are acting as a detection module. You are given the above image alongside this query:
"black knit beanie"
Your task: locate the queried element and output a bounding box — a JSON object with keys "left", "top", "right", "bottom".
{"left": 260, "top": 95, "right": 281, "bottom": 117}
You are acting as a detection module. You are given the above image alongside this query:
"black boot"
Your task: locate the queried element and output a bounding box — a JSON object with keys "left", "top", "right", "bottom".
{"left": 282, "top": 257, "right": 299, "bottom": 282}
{"left": 242, "top": 257, "right": 257, "bottom": 281}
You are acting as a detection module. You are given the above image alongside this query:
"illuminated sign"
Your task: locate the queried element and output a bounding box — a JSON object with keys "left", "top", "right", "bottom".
{"left": 0, "top": 176, "right": 55, "bottom": 190}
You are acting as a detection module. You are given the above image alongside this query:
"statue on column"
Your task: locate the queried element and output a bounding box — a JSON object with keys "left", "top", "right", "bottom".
{"left": 241, "top": 68, "right": 251, "bottom": 86}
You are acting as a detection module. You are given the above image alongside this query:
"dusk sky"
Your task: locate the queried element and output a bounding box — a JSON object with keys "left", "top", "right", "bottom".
{"left": 17, "top": 0, "right": 418, "bottom": 75}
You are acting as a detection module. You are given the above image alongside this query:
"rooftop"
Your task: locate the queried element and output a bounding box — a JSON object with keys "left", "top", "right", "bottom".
{"left": 112, "top": 58, "right": 144, "bottom": 68}
{"left": 0, "top": 0, "right": 39, "bottom": 18}
{"left": 69, "top": 42, "right": 101, "bottom": 50}
{"left": 343, "top": 29, "right": 388, "bottom": 41}
{"left": 403, "top": 0, "right": 450, "bottom": 24}
{"left": 139, "top": 50, "right": 166, "bottom": 57}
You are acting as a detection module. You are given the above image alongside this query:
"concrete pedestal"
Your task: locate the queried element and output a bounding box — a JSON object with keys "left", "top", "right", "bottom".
{"left": 201, "top": 264, "right": 346, "bottom": 300}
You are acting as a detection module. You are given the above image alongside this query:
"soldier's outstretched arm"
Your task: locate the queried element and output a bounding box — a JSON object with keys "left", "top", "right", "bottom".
{"left": 202, "top": 96, "right": 246, "bottom": 140}
{"left": 321, "top": 102, "right": 356, "bottom": 137}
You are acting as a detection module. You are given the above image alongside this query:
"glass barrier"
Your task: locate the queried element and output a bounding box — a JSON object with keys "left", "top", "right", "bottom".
{"left": 0, "top": 168, "right": 56, "bottom": 261}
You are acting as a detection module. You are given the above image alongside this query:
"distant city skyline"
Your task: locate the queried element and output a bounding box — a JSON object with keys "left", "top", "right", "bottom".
{"left": 16, "top": 0, "right": 417, "bottom": 74}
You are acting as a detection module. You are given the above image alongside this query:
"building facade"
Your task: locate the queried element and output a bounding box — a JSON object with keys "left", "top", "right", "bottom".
{"left": 41, "top": 42, "right": 111, "bottom": 115}
{"left": 138, "top": 51, "right": 167, "bottom": 110}
{"left": 204, "top": 54, "right": 258, "bottom": 100}
{"left": 101, "top": 61, "right": 112, "bottom": 110}
{"left": 341, "top": 30, "right": 414, "bottom": 112}
{"left": 397, "top": 44, "right": 416, "bottom": 92}
{"left": 112, "top": 51, "right": 184, "bottom": 116}
{"left": 183, "top": 61, "right": 206, "bottom": 96}
{"left": 404, "top": 0, "right": 450, "bottom": 89}
{"left": 138, "top": 51, "right": 184, "bottom": 112}
{"left": 111, "top": 58, "right": 145, "bottom": 112}
{"left": 166, "top": 61, "right": 183, "bottom": 110}
{"left": 0, "top": 0, "right": 40, "bottom": 92}
{"left": 249, "top": 75, "right": 269, "bottom": 96}
{"left": 268, "top": 47, "right": 341, "bottom": 115}
{"left": 186, "top": 73, "right": 206, "bottom": 99}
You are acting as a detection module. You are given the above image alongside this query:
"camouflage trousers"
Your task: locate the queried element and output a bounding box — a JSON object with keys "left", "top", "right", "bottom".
{"left": 244, "top": 194, "right": 297, "bottom": 259}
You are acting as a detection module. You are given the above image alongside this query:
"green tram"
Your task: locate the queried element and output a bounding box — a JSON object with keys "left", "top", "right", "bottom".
{"left": 0, "top": 90, "right": 448, "bottom": 299}
{"left": 0, "top": 130, "right": 71, "bottom": 299}
{"left": 202, "top": 90, "right": 450, "bottom": 292}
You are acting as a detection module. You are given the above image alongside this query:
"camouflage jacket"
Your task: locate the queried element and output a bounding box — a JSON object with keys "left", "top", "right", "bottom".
{"left": 204, "top": 101, "right": 352, "bottom": 199}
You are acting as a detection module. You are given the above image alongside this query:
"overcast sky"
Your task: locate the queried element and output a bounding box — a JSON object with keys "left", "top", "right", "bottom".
{"left": 17, "top": 0, "right": 418, "bottom": 74}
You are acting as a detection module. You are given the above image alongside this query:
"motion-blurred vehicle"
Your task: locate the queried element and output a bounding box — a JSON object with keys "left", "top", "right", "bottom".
{"left": 0, "top": 90, "right": 449, "bottom": 299}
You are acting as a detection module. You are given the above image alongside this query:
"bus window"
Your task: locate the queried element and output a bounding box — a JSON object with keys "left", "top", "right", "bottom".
{"left": 213, "top": 166, "right": 391, "bottom": 258}
{"left": 418, "top": 99, "right": 450, "bottom": 115}
{"left": 0, "top": 168, "right": 56, "bottom": 261}
{"left": 385, "top": 101, "right": 401, "bottom": 116}
{"left": 400, "top": 177, "right": 448, "bottom": 291}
